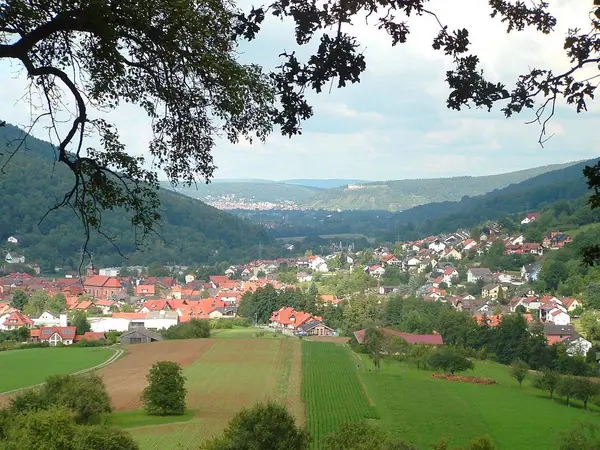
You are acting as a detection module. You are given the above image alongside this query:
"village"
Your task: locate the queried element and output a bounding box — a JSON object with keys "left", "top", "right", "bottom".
{"left": 0, "top": 211, "right": 593, "bottom": 358}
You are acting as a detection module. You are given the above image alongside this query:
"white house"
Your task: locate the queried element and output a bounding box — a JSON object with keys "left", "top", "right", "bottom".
{"left": 297, "top": 272, "right": 313, "bottom": 283}
{"left": 33, "top": 311, "right": 61, "bottom": 327}
{"left": 309, "top": 257, "right": 329, "bottom": 273}
{"left": 565, "top": 336, "right": 593, "bottom": 357}
{"left": 548, "top": 308, "right": 570, "bottom": 326}
{"left": 406, "top": 257, "right": 420, "bottom": 269}
{"left": 428, "top": 240, "right": 446, "bottom": 253}
{"left": 6, "top": 236, "right": 18, "bottom": 244}
{"left": 5, "top": 252, "right": 25, "bottom": 264}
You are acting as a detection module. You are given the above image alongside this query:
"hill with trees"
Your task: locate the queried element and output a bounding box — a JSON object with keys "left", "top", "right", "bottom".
{"left": 0, "top": 124, "right": 276, "bottom": 272}
{"left": 386, "top": 159, "right": 597, "bottom": 241}
{"left": 299, "top": 163, "right": 582, "bottom": 211}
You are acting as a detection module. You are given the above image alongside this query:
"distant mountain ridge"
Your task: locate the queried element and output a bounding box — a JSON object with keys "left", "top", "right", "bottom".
{"left": 299, "top": 162, "right": 582, "bottom": 211}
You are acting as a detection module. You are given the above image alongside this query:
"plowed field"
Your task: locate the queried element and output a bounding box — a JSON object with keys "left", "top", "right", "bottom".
{"left": 98, "top": 339, "right": 215, "bottom": 410}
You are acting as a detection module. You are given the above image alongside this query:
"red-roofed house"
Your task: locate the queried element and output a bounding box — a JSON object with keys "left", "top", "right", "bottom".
{"left": 74, "top": 331, "right": 106, "bottom": 342}
{"left": 320, "top": 294, "right": 342, "bottom": 306}
{"left": 269, "top": 307, "right": 321, "bottom": 331}
{"left": 140, "top": 300, "right": 169, "bottom": 313}
{"left": 209, "top": 275, "right": 231, "bottom": 288}
{"left": 31, "top": 326, "right": 77, "bottom": 346}
{"left": 84, "top": 275, "right": 123, "bottom": 299}
{"left": 354, "top": 328, "right": 443, "bottom": 346}
{"left": 136, "top": 284, "right": 156, "bottom": 297}
{"left": 2, "top": 311, "right": 34, "bottom": 330}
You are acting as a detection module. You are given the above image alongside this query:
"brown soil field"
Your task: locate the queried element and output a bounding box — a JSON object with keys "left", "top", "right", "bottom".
{"left": 305, "top": 336, "right": 350, "bottom": 344}
{"left": 98, "top": 339, "right": 215, "bottom": 410}
{"left": 129, "top": 338, "right": 305, "bottom": 450}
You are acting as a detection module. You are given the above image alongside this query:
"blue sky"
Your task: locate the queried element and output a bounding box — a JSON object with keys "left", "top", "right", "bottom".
{"left": 1, "top": 0, "right": 597, "bottom": 181}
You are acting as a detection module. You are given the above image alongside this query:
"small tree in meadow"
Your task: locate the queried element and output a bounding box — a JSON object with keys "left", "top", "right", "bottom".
{"left": 533, "top": 369, "right": 560, "bottom": 400}
{"left": 142, "top": 361, "right": 187, "bottom": 416}
{"left": 557, "top": 376, "right": 578, "bottom": 407}
{"left": 572, "top": 378, "right": 600, "bottom": 410}
{"left": 510, "top": 359, "right": 529, "bottom": 388}
{"left": 428, "top": 347, "right": 474, "bottom": 375}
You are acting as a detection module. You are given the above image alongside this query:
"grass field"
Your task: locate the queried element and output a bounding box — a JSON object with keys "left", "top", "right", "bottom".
{"left": 127, "top": 338, "right": 303, "bottom": 449}
{"left": 356, "top": 355, "right": 599, "bottom": 449}
{"left": 302, "top": 341, "right": 378, "bottom": 448}
{"left": 0, "top": 347, "right": 114, "bottom": 393}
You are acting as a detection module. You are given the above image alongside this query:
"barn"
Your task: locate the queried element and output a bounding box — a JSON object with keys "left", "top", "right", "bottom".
{"left": 120, "top": 327, "right": 163, "bottom": 345}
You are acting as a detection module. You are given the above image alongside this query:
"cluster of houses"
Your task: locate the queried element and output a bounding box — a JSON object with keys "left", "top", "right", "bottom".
{"left": 0, "top": 264, "right": 344, "bottom": 345}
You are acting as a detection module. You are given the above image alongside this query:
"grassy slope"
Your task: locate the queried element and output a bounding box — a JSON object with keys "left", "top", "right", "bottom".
{"left": 301, "top": 162, "right": 581, "bottom": 211}
{"left": 0, "top": 347, "right": 114, "bottom": 392}
{"left": 357, "top": 355, "right": 598, "bottom": 450}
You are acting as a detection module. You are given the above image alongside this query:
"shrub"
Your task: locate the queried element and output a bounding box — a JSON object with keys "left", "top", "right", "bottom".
{"left": 162, "top": 319, "right": 210, "bottom": 339}
{"left": 428, "top": 347, "right": 474, "bottom": 374}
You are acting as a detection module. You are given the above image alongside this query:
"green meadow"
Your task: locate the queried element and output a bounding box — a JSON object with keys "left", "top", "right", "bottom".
{"left": 302, "top": 341, "right": 599, "bottom": 449}
{"left": 0, "top": 347, "right": 114, "bottom": 392}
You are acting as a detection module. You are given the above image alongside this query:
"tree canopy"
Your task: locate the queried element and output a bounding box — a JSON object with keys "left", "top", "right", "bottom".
{"left": 2, "top": 1, "right": 600, "bottom": 245}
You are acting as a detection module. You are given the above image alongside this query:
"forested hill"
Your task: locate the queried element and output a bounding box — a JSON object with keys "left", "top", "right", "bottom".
{"left": 388, "top": 159, "right": 597, "bottom": 240}
{"left": 300, "top": 162, "right": 581, "bottom": 211}
{"left": 0, "top": 124, "right": 274, "bottom": 271}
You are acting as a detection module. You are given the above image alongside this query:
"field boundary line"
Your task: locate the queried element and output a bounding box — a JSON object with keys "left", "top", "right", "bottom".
{"left": 348, "top": 348, "right": 377, "bottom": 408}
{"left": 0, "top": 347, "right": 123, "bottom": 397}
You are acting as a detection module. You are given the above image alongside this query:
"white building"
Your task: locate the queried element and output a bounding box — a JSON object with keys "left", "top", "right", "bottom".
{"left": 565, "top": 336, "right": 593, "bottom": 357}
{"left": 33, "top": 311, "right": 61, "bottom": 327}
{"left": 144, "top": 311, "right": 179, "bottom": 330}
{"left": 99, "top": 267, "right": 120, "bottom": 277}
{"left": 89, "top": 317, "right": 131, "bottom": 333}
{"left": 7, "top": 236, "right": 18, "bottom": 244}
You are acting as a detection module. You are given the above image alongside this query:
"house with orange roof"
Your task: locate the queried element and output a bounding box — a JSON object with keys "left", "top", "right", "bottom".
{"left": 136, "top": 284, "right": 156, "bottom": 297}
{"left": 319, "top": 294, "right": 341, "bottom": 306}
{"left": 30, "top": 326, "right": 77, "bottom": 345}
{"left": 2, "top": 310, "right": 34, "bottom": 331}
{"left": 209, "top": 275, "right": 231, "bottom": 288}
{"left": 94, "top": 299, "right": 115, "bottom": 314}
{"left": 563, "top": 298, "right": 584, "bottom": 312}
{"left": 140, "top": 300, "right": 170, "bottom": 313}
{"left": 217, "top": 291, "right": 242, "bottom": 305}
{"left": 269, "top": 307, "right": 321, "bottom": 331}
{"left": 84, "top": 275, "right": 123, "bottom": 299}
{"left": 69, "top": 300, "right": 94, "bottom": 312}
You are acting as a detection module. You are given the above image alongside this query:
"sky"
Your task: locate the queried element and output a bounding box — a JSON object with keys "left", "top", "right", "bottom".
{"left": 1, "top": 0, "right": 598, "bottom": 182}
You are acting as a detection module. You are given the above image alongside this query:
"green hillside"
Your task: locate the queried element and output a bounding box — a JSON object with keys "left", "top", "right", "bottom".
{"left": 388, "top": 159, "right": 597, "bottom": 240}
{"left": 162, "top": 181, "right": 322, "bottom": 203}
{"left": 300, "top": 163, "right": 582, "bottom": 211}
{"left": 0, "top": 124, "right": 276, "bottom": 271}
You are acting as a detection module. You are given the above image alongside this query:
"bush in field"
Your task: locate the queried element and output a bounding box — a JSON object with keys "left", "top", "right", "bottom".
{"left": 428, "top": 347, "right": 474, "bottom": 375}
{"left": 323, "top": 421, "right": 416, "bottom": 450}
{"left": 142, "top": 361, "right": 187, "bottom": 416}
{"left": 232, "top": 317, "right": 251, "bottom": 327}
{"left": 200, "top": 402, "right": 308, "bottom": 450}
{"left": 10, "top": 374, "right": 112, "bottom": 424}
{"left": 162, "top": 319, "right": 210, "bottom": 339}
{"left": 0, "top": 407, "right": 139, "bottom": 450}
{"left": 210, "top": 319, "right": 234, "bottom": 329}
{"left": 558, "top": 422, "right": 600, "bottom": 450}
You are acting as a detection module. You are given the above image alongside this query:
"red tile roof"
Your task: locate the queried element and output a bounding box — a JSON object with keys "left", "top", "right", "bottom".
{"left": 75, "top": 331, "right": 106, "bottom": 341}
{"left": 354, "top": 328, "right": 444, "bottom": 346}
{"left": 2, "top": 311, "right": 34, "bottom": 327}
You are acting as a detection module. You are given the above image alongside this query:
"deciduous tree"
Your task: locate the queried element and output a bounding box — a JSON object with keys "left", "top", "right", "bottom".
{"left": 572, "top": 378, "right": 600, "bottom": 410}
{"left": 200, "top": 402, "right": 308, "bottom": 450}
{"left": 533, "top": 369, "right": 560, "bottom": 400}
{"left": 10, "top": 290, "right": 28, "bottom": 310}
{"left": 510, "top": 359, "right": 529, "bottom": 388}
{"left": 427, "top": 347, "right": 474, "bottom": 375}
{"left": 142, "top": 361, "right": 187, "bottom": 415}
{"left": 557, "top": 376, "right": 578, "bottom": 407}
{"left": 72, "top": 310, "right": 91, "bottom": 335}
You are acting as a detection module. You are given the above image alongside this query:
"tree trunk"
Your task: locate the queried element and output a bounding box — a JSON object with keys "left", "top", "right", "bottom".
{"left": 584, "top": 400, "right": 588, "bottom": 410}
{"left": 566, "top": 396, "right": 569, "bottom": 406}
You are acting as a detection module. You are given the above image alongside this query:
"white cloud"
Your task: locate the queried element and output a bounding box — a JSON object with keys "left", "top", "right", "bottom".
{"left": 1, "top": 1, "right": 598, "bottom": 181}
